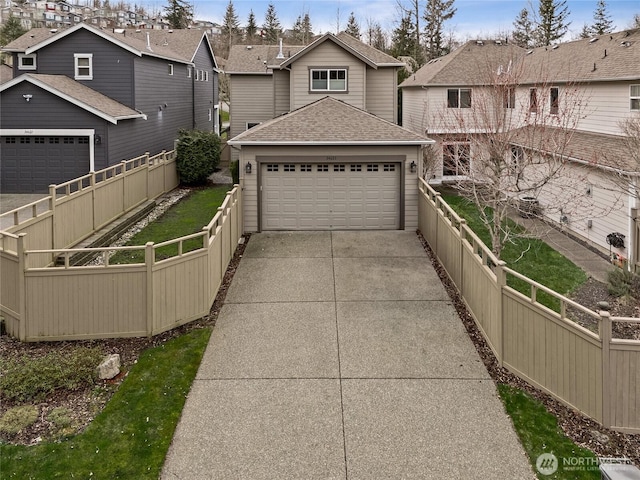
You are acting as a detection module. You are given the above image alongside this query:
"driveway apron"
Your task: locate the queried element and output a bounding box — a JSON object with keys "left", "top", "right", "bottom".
{"left": 161, "top": 231, "right": 534, "bottom": 479}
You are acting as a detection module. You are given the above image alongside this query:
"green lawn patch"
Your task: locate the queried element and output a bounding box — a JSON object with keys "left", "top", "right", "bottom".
{"left": 499, "top": 384, "right": 600, "bottom": 479}
{"left": 220, "top": 109, "right": 229, "bottom": 123}
{"left": 0, "top": 327, "right": 211, "bottom": 479}
{"left": 111, "top": 185, "right": 230, "bottom": 264}
{"left": 441, "top": 193, "right": 587, "bottom": 310}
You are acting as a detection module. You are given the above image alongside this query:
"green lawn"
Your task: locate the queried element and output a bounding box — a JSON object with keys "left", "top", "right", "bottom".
{"left": 0, "top": 328, "right": 211, "bottom": 479}
{"left": 111, "top": 185, "right": 230, "bottom": 264}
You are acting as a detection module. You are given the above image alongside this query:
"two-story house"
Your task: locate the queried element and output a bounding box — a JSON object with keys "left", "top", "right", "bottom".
{"left": 400, "top": 28, "right": 640, "bottom": 267}
{"left": 0, "top": 23, "right": 219, "bottom": 193}
{"left": 226, "top": 32, "right": 432, "bottom": 232}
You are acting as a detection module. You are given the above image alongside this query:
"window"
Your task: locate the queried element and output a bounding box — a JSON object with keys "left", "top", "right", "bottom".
{"left": 266, "top": 164, "right": 279, "bottom": 172}
{"left": 34, "top": 137, "right": 45, "bottom": 143}
{"left": 333, "top": 164, "right": 345, "bottom": 172}
{"left": 246, "top": 122, "right": 260, "bottom": 130}
{"left": 350, "top": 164, "right": 362, "bottom": 172}
{"left": 20, "top": 137, "right": 30, "bottom": 144}
{"left": 284, "top": 164, "right": 296, "bottom": 172}
{"left": 187, "top": 66, "right": 192, "bottom": 78}
{"left": 5, "top": 137, "right": 16, "bottom": 144}
{"left": 510, "top": 146, "right": 524, "bottom": 171}
{"left": 78, "top": 137, "right": 89, "bottom": 144}
{"left": 168, "top": 64, "right": 173, "bottom": 75}
{"left": 310, "top": 69, "right": 347, "bottom": 91}
{"left": 63, "top": 137, "right": 74, "bottom": 144}
{"left": 550, "top": 87, "right": 559, "bottom": 115}
{"left": 631, "top": 85, "right": 640, "bottom": 111}
{"left": 205, "top": 71, "right": 209, "bottom": 82}
{"left": 367, "top": 164, "right": 379, "bottom": 172}
{"left": 300, "top": 164, "right": 312, "bottom": 172}
{"left": 317, "top": 164, "right": 329, "bottom": 172}
{"left": 74, "top": 53, "right": 93, "bottom": 80}
{"left": 49, "top": 137, "right": 59, "bottom": 144}
{"left": 443, "top": 143, "right": 470, "bottom": 176}
{"left": 208, "top": 108, "right": 212, "bottom": 122}
{"left": 383, "top": 164, "right": 396, "bottom": 171}
{"left": 503, "top": 87, "right": 515, "bottom": 109}
{"left": 529, "top": 88, "right": 538, "bottom": 113}
{"left": 447, "top": 88, "right": 471, "bottom": 108}
{"left": 18, "top": 54, "right": 37, "bottom": 70}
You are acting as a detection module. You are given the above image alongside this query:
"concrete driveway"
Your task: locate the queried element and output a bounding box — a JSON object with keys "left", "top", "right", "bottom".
{"left": 162, "top": 231, "right": 534, "bottom": 479}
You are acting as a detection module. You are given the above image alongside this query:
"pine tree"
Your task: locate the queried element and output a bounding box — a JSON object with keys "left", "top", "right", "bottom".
{"left": 579, "top": 23, "right": 592, "bottom": 38}
{"left": 262, "top": 2, "right": 281, "bottom": 44}
{"left": 390, "top": 11, "right": 418, "bottom": 58}
{"left": 423, "top": 0, "right": 456, "bottom": 60}
{"left": 590, "top": 0, "right": 614, "bottom": 35}
{"left": 292, "top": 13, "right": 313, "bottom": 44}
{"left": 0, "top": 16, "right": 27, "bottom": 46}
{"left": 222, "top": 0, "right": 240, "bottom": 54}
{"left": 345, "top": 12, "right": 361, "bottom": 39}
{"left": 634, "top": 13, "right": 640, "bottom": 28}
{"left": 366, "top": 19, "right": 387, "bottom": 50}
{"left": 301, "top": 13, "right": 313, "bottom": 44}
{"left": 163, "top": 0, "right": 192, "bottom": 29}
{"left": 512, "top": 8, "right": 534, "bottom": 48}
{"left": 245, "top": 9, "right": 257, "bottom": 41}
{"left": 534, "top": 0, "right": 571, "bottom": 46}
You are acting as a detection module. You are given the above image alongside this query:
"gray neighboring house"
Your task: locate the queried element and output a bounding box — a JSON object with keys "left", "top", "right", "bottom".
{"left": 0, "top": 23, "right": 219, "bottom": 193}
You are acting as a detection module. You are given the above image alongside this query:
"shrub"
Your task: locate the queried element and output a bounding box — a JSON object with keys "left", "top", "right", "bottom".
{"left": 230, "top": 160, "right": 239, "bottom": 184}
{"left": 0, "top": 347, "right": 104, "bottom": 403}
{"left": 0, "top": 406, "right": 38, "bottom": 435}
{"left": 607, "top": 268, "right": 640, "bottom": 299}
{"left": 176, "top": 129, "right": 222, "bottom": 185}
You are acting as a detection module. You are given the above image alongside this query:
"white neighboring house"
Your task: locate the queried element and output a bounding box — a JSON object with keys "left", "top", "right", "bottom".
{"left": 400, "top": 29, "right": 640, "bottom": 269}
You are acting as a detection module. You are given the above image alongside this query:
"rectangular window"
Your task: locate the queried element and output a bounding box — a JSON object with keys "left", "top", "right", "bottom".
{"left": 350, "top": 164, "right": 362, "bottom": 172}
{"left": 631, "top": 85, "right": 640, "bottom": 111}
{"left": 284, "top": 164, "right": 295, "bottom": 172}
{"left": 205, "top": 71, "right": 209, "bottom": 82}
{"left": 246, "top": 122, "right": 260, "bottom": 130}
{"left": 443, "top": 143, "right": 471, "bottom": 176}
{"left": 20, "top": 137, "right": 30, "bottom": 144}
{"left": 266, "top": 164, "right": 279, "bottom": 172}
{"left": 187, "top": 66, "right": 192, "bottom": 78}
{"left": 300, "top": 164, "right": 312, "bottom": 172}
{"left": 34, "top": 137, "right": 45, "bottom": 143}
{"left": 550, "top": 87, "right": 559, "bottom": 115}
{"left": 317, "top": 164, "right": 329, "bottom": 172}
{"left": 310, "top": 69, "right": 347, "bottom": 92}
{"left": 74, "top": 53, "right": 93, "bottom": 80}
{"left": 5, "top": 137, "right": 16, "bottom": 143}
{"left": 77, "top": 137, "right": 89, "bottom": 144}
{"left": 383, "top": 164, "right": 396, "bottom": 171}
{"left": 367, "top": 164, "right": 379, "bottom": 172}
{"left": 49, "top": 137, "right": 59, "bottom": 144}
{"left": 503, "top": 87, "right": 515, "bottom": 109}
{"left": 18, "top": 53, "right": 37, "bottom": 70}
{"left": 510, "top": 146, "right": 524, "bottom": 171}
{"left": 63, "top": 137, "right": 74, "bottom": 144}
{"left": 168, "top": 64, "right": 173, "bottom": 75}
{"left": 529, "top": 88, "right": 538, "bottom": 113}
{"left": 447, "top": 88, "right": 471, "bottom": 108}
{"left": 333, "top": 164, "right": 345, "bottom": 172}
{"left": 208, "top": 108, "right": 212, "bottom": 122}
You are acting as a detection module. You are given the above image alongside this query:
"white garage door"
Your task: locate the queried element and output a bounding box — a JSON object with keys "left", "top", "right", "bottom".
{"left": 262, "top": 162, "right": 401, "bottom": 230}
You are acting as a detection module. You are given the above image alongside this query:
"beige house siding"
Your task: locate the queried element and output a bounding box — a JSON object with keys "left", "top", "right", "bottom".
{"left": 239, "top": 144, "right": 421, "bottom": 232}
{"left": 402, "top": 87, "right": 430, "bottom": 134}
{"left": 365, "top": 66, "right": 397, "bottom": 123}
{"left": 273, "top": 69, "right": 290, "bottom": 116}
{"left": 570, "top": 81, "right": 638, "bottom": 136}
{"left": 289, "top": 41, "right": 365, "bottom": 111}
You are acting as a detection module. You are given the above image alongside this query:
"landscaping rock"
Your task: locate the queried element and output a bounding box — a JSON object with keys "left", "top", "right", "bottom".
{"left": 97, "top": 354, "right": 121, "bottom": 380}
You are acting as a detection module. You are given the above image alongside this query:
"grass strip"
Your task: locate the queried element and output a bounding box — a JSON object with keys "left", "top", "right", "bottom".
{"left": 499, "top": 384, "right": 600, "bottom": 479}
{"left": 0, "top": 327, "right": 211, "bottom": 479}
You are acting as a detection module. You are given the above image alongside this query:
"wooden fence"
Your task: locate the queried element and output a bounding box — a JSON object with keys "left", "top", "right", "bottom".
{"left": 418, "top": 178, "right": 640, "bottom": 434}
{"left": 1, "top": 151, "right": 243, "bottom": 341}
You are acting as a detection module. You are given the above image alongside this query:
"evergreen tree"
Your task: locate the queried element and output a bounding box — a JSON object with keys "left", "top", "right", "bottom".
{"left": 423, "top": 0, "right": 456, "bottom": 60}
{"left": 292, "top": 13, "right": 313, "bottom": 44}
{"left": 222, "top": 0, "right": 240, "bottom": 54}
{"left": 634, "top": 13, "right": 640, "bottom": 28}
{"left": 262, "top": 2, "right": 282, "bottom": 44}
{"left": 534, "top": 0, "right": 570, "bottom": 46}
{"left": 0, "top": 16, "right": 27, "bottom": 46}
{"left": 579, "top": 23, "right": 592, "bottom": 38}
{"left": 163, "top": 0, "right": 192, "bottom": 29}
{"left": 590, "top": 0, "right": 614, "bottom": 35}
{"left": 301, "top": 13, "right": 313, "bottom": 44}
{"left": 366, "top": 19, "right": 387, "bottom": 50}
{"left": 390, "top": 11, "right": 418, "bottom": 58}
{"left": 245, "top": 9, "right": 257, "bottom": 41}
{"left": 345, "top": 11, "right": 361, "bottom": 39}
{"left": 512, "top": 8, "right": 534, "bottom": 48}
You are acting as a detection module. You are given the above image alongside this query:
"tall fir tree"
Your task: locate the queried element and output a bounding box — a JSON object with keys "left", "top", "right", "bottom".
{"left": 366, "top": 19, "right": 387, "bottom": 51}
{"left": 0, "top": 16, "right": 27, "bottom": 46}
{"left": 163, "top": 0, "right": 192, "bottom": 29}
{"left": 345, "top": 12, "right": 361, "bottom": 39}
{"left": 222, "top": 0, "right": 240, "bottom": 54}
{"left": 301, "top": 13, "right": 313, "bottom": 44}
{"left": 245, "top": 9, "right": 257, "bottom": 41}
{"left": 634, "top": 13, "right": 640, "bottom": 28}
{"left": 534, "top": 0, "right": 571, "bottom": 46}
{"left": 292, "top": 13, "right": 313, "bottom": 44}
{"left": 579, "top": 23, "right": 592, "bottom": 38}
{"left": 423, "top": 0, "right": 456, "bottom": 60}
{"left": 590, "top": 0, "right": 614, "bottom": 35}
{"left": 512, "top": 8, "right": 534, "bottom": 48}
{"left": 262, "top": 2, "right": 282, "bottom": 44}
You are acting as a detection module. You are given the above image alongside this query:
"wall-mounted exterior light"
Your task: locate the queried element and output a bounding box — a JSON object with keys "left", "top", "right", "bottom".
{"left": 410, "top": 161, "right": 417, "bottom": 173}
{"left": 245, "top": 162, "right": 252, "bottom": 174}
{"left": 23, "top": 94, "right": 33, "bottom": 102}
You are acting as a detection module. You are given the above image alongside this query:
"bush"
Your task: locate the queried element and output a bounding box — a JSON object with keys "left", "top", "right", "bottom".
{"left": 607, "top": 268, "right": 640, "bottom": 299}
{"left": 176, "top": 129, "right": 222, "bottom": 185}
{"left": 0, "top": 347, "right": 104, "bottom": 403}
{"left": 0, "top": 406, "right": 38, "bottom": 435}
{"left": 230, "top": 160, "right": 239, "bottom": 184}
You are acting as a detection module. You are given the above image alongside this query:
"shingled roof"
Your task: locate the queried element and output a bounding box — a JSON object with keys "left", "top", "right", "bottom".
{"left": 0, "top": 74, "right": 145, "bottom": 123}
{"left": 228, "top": 96, "right": 432, "bottom": 145}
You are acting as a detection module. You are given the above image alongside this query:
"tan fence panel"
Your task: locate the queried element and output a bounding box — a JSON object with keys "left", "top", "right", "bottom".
{"left": 53, "top": 190, "right": 95, "bottom": 249}
{"left": 93, "top": 177, "right": 126, "bottom": 229}
{"left": 207, "top": 229, "right": 224, "bottom": 304}
{"left": 0, "top": 252, "right": 21, "bottom": 336}
{"left": 435, "top": 214, "right": 463, "bottom": 289}
{"left": 124, "top": 166, "right": 149, "bottom": 211}
{"left": 152, "top": 253, "right": 209, "bottom": 334}
{"left": 164, "top": 156, "right": 179, "bottom": 192}
{"left": 502, "top": 289, "right": 603, "bottom": 422}
{"left": 608, "top": 343, "right": 640, "bottom": 432}
{"left": 24, "top": 267, "right": 147, "bottom": 340}
{"left": 15, "top": 215, "right": 55, "bottom": 268}
{"left": 148, "top": 163, "right": 166, "bottom": 200}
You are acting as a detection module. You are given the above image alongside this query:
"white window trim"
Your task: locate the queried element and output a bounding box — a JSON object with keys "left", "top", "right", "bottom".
{"left": 310, "top": 68, "right": 348, "bottom": 92}
{"left": 187, "top": 66, "right": 192, "bottom": 78}
{"left": 447, "top": 88, "right": 472, "bottom": 109}
{"left": 631, "top": 84, "right": 640, "bottom": 111}
{"left": 205, "top": 70, "right": 209, "bottom": 82}
{"left": 550, "top": 86, "right": 559, "bottom": 115}
{"left": 168, "top": 63, "right": 173, "bottom": 75}
{"left": 18, "top": 53, "right": 37, "bottom": 70}
{"left": 74, "top": 53, "right": 93, "bottom": 80}
{"left": 208, "top": 108, "right": 212, "bottom": 122}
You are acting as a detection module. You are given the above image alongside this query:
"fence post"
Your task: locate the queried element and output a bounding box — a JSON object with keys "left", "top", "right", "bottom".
{"left": 49, "top": 184, "right": 57, "bottom": 249}
{"left": 434, "top": 192, "right": 441, "bottom": 255}
{"left": 145, "top": 242, "right": 154, "bottom": 337}
{"left": 495, "top": 260, "right": 507, "bottom": 367}
{"left": 144, "top": 152, "right": 150, "bottom": 200}
{"left": 17, "top": 234, "right": 27, "bottom": 341}
{"left": 90, "top": 172, "right": 97, "bottom": 230}
{"left": 599, "top": 310, "right": 612, "bottom": 428}
{"left": 459, "top": 219, "right": 467, "bottom": 294}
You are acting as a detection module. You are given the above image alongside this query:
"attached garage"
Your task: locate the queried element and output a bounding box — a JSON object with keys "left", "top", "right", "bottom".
{"left": 0, "top": 135, "right": 91, "bottom": 193}
{"left": 229, "top": 97, "right": 433, "bottom": 232}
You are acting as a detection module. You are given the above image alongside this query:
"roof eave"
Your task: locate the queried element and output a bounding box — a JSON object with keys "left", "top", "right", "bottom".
{"left": 228, "top": 140, "right": 434, "bottom": 146}
{"left": 279, "top": 33, "right": 379, "bottom": 69}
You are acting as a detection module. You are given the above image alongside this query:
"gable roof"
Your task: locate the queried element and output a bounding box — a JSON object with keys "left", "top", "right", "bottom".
{"left": 228, "top": 96, "right": 432, "bottom": 146}
{"left": 2, "top": 24, "right": 216, "bottom": 66}
{"left": 0, "top": 74, "right": 145, "bottom": 124}
{"left": 0, "top": 64, "right": 13, "bottom": 84}
{"left": 226, "top": 32, "right": 403, "bottom": 75}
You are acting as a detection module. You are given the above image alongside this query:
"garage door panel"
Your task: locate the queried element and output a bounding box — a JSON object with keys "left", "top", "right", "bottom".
{"left": 262, "top": 162, "right": 400, "bottom": 230}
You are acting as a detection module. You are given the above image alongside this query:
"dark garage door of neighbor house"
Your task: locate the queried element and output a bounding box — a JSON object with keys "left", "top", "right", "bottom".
{"left": 1, "top": 136, "right": 90, "bottom": 193}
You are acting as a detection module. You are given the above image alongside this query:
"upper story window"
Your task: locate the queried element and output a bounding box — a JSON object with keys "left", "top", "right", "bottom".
{"left": 187, "top": 66, "right": 192, "bottom": 78}
{"left": 529, "top": 88, "right": 538, "bottom": 113}
{"left": 631, "top": 85, "right": 640, "bottom": 111}
{"left": 18, "top": 54, "right": 37, "bottom": 70}
{"left": 550, "top": 87, "right": 559, "bottom": 115}
{"left": 310, "top": 68, "right": 347, "bottom": 92}
{"left": 447, "top": 88, "right": 471, "bottom": 108}
{"left": 168, "top": 64, "right": 174, "bottom": 75}
{"left": 74, "top": 53, "right": 93, "bottom": 80}
{"left": 503, "top": 87, "right": 515, "bottom": 109}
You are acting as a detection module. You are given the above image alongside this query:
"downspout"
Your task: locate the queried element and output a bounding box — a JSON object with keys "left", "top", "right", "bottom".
{"left": 191, "top": 64, "right": 196, "bottom": 128}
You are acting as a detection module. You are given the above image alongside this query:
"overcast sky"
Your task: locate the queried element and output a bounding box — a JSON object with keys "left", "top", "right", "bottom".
{"left": 144, "top": 0, "right": 638, "bottom": 40}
